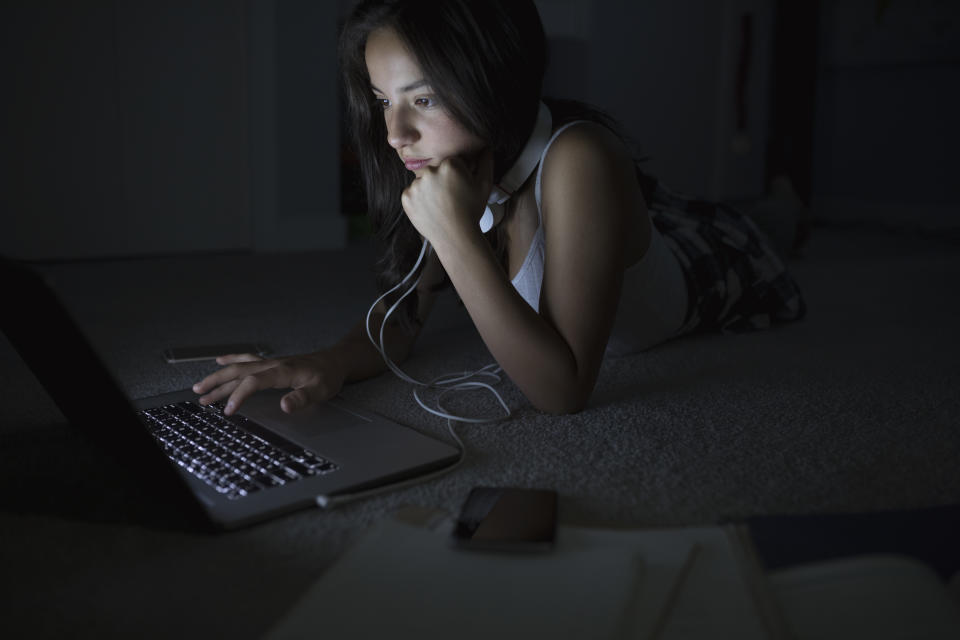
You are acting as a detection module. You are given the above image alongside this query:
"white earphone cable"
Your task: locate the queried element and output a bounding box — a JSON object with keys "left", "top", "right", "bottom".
{"left": 365, "top": 237, "right": 511, "bottom": 425}
{"left": 316, "top": 237, "right": 511, "bottom": 509}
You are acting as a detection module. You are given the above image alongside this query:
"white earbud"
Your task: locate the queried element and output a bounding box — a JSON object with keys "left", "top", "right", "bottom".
{"left": 479, "top": 205, "right": 499, "bottom": 234}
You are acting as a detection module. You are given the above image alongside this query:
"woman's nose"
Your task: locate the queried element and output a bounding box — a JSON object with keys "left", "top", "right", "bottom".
{"left": 386, "top": 107, "right": 419, "bottom": 150}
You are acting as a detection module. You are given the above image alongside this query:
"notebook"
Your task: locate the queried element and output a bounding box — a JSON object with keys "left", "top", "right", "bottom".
{"left": 0, "top": 257, "right": 461, "bottom": 530}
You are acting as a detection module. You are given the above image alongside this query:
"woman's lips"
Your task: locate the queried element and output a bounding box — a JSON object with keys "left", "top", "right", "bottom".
{"left": 404, "top": 158, "right": 432, "bottom": 171}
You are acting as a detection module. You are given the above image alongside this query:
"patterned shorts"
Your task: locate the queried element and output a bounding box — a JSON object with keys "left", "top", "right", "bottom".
{"left": 639, "top": 173, "right": 806, "bottom": 335}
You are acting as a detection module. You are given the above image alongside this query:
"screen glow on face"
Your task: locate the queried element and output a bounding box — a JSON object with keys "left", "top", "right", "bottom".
{"left": 365, "top": 27, "right": 484, "bottom": 174}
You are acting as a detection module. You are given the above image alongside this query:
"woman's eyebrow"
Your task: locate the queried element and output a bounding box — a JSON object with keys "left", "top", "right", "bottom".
{"left": 370, "top": 79, "right": 429, "bottom": 94}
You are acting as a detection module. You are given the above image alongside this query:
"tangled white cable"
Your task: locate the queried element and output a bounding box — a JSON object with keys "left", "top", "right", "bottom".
{"left": 364, "top": 237, "right": 512, "bottom": 425}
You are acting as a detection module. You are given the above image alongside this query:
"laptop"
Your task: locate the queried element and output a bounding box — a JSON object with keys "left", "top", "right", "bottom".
{"left": 0, "top": 257, "right": 461, "bottom": 530}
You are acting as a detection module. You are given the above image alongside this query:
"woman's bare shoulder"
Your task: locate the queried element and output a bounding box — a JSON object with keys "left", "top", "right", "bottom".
{"left": 545, "top": 120, "right": 632, "bottom": 169}
{"left": 539, "top": 120, "right": 639, "bottom": 216}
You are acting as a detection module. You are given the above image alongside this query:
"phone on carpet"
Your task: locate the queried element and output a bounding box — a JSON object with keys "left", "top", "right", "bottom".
{"left": 451, "top": 486, "right": 557, "bottom": 552}
{"left": 162, "top": 343, "right": 268, "bottom": 364}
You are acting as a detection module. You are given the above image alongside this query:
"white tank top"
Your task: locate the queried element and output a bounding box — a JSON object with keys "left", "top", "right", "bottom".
{"left": 509, "top": 121, "right": 689, "bottom": 354}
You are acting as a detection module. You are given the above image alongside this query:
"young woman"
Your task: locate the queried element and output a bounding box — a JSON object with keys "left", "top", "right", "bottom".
{"left": 193, "top": 0, "right": 804, "bottom": 416}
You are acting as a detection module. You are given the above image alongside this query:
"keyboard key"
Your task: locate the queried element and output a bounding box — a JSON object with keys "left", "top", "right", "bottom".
{"left": 285, "top": 461, "right": 311, "bottom": 477}
{"left": 254, "top": 473, "right": 285, "bottom": 488}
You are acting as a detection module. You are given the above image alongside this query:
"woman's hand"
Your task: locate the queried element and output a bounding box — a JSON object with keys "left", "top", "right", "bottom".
{"left": 192, "top": 351, "right": 345, "bottom": 415}
{"left": 400, "top": 148, "right": 494, "bottom": 246}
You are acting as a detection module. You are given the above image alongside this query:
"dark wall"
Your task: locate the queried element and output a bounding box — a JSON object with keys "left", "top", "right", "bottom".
{"left": 811, "top": 0, "right": 960, "bottom": 227}
{"left": 1, "top": 0, "right": 343, "bottom": 260}
{"left": 1, "top": 1, "right": 251, "bottom": 259}
{"left": 537, "top": 0, "right": 960, "bottom": 226}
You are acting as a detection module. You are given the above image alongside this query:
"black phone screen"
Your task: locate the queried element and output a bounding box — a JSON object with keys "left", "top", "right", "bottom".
{"left": 451, "top": 487, "right": 557, "bottom": 552}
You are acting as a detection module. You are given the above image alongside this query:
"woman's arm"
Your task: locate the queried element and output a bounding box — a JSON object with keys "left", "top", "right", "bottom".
{"left": 535, "top": 123, "right": 649, "bottom": 410}
{"left": 193, "top": 252, "right": 444, "bottom": 414}
{"left": 415, "top": 123, "right": 645, "bottom": 414}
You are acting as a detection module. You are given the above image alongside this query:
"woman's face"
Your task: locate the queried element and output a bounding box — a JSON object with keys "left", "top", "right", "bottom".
{"left": 365, "top": 27, "right": 485, "bottom": 176}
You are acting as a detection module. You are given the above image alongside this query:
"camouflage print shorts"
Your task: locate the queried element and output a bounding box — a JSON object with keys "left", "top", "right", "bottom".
{"left": 639, "top": 173, "right": 806, "bottom": 335}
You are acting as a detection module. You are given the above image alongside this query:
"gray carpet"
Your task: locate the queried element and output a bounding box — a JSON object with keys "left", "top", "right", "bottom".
{"left": 2, "top": 223, "right": 959, "bottom": 637}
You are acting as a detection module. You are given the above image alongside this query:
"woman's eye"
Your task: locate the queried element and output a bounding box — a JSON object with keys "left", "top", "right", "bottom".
{"left": 372, "top": 95, "right": 436, "bottom": 110}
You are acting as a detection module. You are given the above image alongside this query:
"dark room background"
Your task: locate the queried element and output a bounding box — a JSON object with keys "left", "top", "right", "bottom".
{"left": 2, "top": 0, "right": 958, "bottom": 261}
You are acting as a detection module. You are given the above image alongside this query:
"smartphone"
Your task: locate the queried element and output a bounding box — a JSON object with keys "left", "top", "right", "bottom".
{"left": 162, "top": 343, "right": 268, "bottom": 364}
{"left": 451, "top": 487, "right": 557, "bottom": 552}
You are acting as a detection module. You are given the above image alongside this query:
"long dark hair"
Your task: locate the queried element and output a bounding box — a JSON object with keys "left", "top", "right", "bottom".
{"left": 339, "top": 0, "right": 641, "bottom": 328}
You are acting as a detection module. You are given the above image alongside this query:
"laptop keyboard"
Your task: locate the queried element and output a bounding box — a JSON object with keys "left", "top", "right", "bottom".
{"left": 139, "top": 401, "right": 339, "bottom": 501}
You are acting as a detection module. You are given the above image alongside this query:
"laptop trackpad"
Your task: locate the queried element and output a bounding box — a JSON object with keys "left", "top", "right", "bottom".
{"left": 237, "top": 390, "right": 372, "bottom": 444}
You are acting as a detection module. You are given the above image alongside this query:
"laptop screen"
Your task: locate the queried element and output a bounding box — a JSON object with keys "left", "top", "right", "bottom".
{"left": 1, "top": 257, "right": 212, "bottom": 530}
